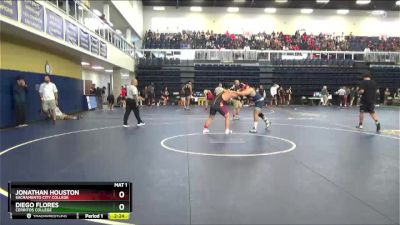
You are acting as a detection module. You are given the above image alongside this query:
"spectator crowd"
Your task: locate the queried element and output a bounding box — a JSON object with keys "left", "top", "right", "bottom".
{"left": 143, "top": 29, "right": 400, "bottom": 51}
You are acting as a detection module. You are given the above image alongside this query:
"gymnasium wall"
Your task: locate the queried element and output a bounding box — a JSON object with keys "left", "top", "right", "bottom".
{"left": 82, "top": 69, "right": 111, "bottom": 94}
{"left": 143, "top": 7, "right": 400, "bottom": 37}
{"left": 0, "top": 34, "right": 84, "bottom": 128}
{"left": 1, "top": 34, "right": 82, "bottom": 79}
{"left": 112, "top": 0, "right": 144, "bottom": 39}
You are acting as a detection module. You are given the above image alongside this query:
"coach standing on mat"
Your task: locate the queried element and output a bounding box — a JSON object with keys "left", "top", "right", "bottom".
{"left": 39, "top": 75, "right": 58, "bottom": 124}
{"left": 123, "top": 79, "right": 145, "bottom": 127}
{"left": 356, "top": 73, "right": 381, "bottom": 132}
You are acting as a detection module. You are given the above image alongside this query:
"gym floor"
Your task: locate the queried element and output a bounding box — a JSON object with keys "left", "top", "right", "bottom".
{"left": 0, "top": 105, "right": 399, "bottom": 225}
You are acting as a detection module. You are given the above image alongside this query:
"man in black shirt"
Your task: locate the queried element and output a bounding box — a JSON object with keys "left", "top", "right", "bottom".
{"left": 13, "top": 76, "right": 29, "bottom": 127}
{"left": 357, "top": 74, "right": 380, "bottom": 132}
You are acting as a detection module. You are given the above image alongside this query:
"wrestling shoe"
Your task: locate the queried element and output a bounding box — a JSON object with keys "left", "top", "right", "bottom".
{"left": 203, "top": 128, "right": 210, "bottom": 134}
{"left": 249, "top": 128, "right": 257, "bottom": 133}
{"left": 376, "top": 122, "right": 381, "bottom": 133}
{"left": 225, "top": 129, "right": 233, "bottom": 134}
{"left": 264, "top": 118, "right": 271, "bottom": 128}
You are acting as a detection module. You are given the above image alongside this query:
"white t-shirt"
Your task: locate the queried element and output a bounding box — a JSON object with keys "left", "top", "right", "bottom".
{"left": 337, "top": 88, "right": 346, "bottom": 96}
{"left": 126, "top": 85, "right": 138, "bottom": 99}
{"left": 270, "top": 85, "right": 279, "bottom": 96}
{"left": 39, "top": 82, "right": 58, "bottom": 101}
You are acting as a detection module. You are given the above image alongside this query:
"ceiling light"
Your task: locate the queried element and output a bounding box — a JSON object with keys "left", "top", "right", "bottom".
{"left": 92, "top": 9, "right": 102, "bottom": 16}
{"left": 337, "top": 9, "right": 349, "bottom": 14}
{"left": 227, "top": 7, "right": 239, "bottom": 13}
{"left": 92, "top": 66, "right": 104, "bottom": 70}
{"left": 356, "top": 0, "right": 371, "bottom": 5}
{"left": 301, "top": 8, "right": 313, "bottom": 14}
{"left": 81, "top": 62, "right": 90, "bottom": 66}
{"left": 190, "top": 6, "right": 202, "bottom": 12}
{"left": 108, "top": 22, "right": 113, "bottom": 27}
{"left": 396, "top": 0, "right": 400, "bottom": 6}
{"left": 105, "top": 69, "right": 113, "bottom": 73}
{"left": 153, "top": 6, "right": 165, "bottom": 11}
{"left": 116, "top": 29, "right": 122, "bottom": 35}
{"left": 264, "top": 8, "right": 277, "bottom": 13}
{"left": 122, "top": 73, "right": 129, "bottom": 77}
{"left": 316, "top": 0, "right": 329, "bottom": 3}
{"left": 275, "top": 0, "right": 288, "bottom": 3}
{"left": 78, "top": 5, "right": 83, "bottom": 10}
{"left": 371, "top": 10, "right": 385, "bottom": 15}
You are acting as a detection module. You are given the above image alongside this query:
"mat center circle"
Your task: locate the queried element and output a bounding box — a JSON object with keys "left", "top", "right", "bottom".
{"left": 161, "top": 133, "right": 296, "bottom": 157}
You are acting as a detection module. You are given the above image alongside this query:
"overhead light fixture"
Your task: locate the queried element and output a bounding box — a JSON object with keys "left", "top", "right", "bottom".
{"left": 337, "top": 9, "right": 349, "bottom": 14}
{"left": 105, "top": 69, "right": 113, "bottom": 73}
{"left": 122, "top": 73, "right": 129, "bottom": 77}
{"left": 81, "top": 62, "right": 90, "bottom": 66}
{"left": 275, "top": 0, "right": 288, "bottom": 3}
{"left": 316, "top": 0, "right": 329, "bottom": 3}
{"left": 153, "top": 6, "right": 165, "bottom": 11}
{"left": 396, "top": 0, "right": 400, "bottom": 6}
{"left": 92, "top": 9, "right": 102, "bottom": 16}
{"left": 116, "top": 29, "right": 122, "bottom": 35}
{"left": 92, "top": 66, "right": 104, "bottom": 70}
{"left": 356, "top": 0, "right": 371, "bottom": 5}
{"left": 108, "top": 22, "right": 113, "bottom": 27}
{"left": 264, "top": 8, "right": 277, "bottom": 13}
{"left": 301, "top": 8, "right": 313, "bottom": 14}
{"left": 78, "top": 5, "right": 83, "bottom": 10}
{"left": 227, "top": 7, "right": 239, "bottom": 13}
{"left": 371, "top": 10, "right": 385, "bottom": 15}
{"left": 190, "top": 6, "right": 202, "bottom": 12}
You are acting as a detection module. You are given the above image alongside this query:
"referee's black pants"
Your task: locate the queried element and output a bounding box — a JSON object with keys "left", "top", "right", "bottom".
{"left": 123, "top": 98, "right": 143, "bottom": 125}
{"left": 15, "top": 101, "right": 27, "bottom": 125}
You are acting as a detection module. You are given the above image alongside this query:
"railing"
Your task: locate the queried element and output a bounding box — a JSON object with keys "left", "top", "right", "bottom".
{"left": 137, "top": 49, "right": 400, "bottom": 63}
{"left": 45, "top": 0, "right": 135, "bottom": 56}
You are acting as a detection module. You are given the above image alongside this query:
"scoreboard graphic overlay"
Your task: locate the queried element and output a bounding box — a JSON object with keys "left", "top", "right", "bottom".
{"left": 8, "top": 182, "right": 132, "bottom": 220}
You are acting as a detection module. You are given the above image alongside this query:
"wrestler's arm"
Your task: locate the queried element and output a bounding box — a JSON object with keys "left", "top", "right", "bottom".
{"left": 236, "top": 88, "right": 252, "bottom": 96}
{"left": 228, "top": 91, "right": 239, "bottom": 98}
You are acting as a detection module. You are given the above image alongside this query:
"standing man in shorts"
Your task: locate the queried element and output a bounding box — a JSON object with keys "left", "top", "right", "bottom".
{"left": 230, "top": 80, "right": 243, "bottom": 120}
{"left": 183, "top": 81, "right": 193, "bottom": 110}
{"left": 39, "top": 75, "right": 58, "bottom": 124}
{"left": 357, "top": 74, "right": 381, "bottom": 132}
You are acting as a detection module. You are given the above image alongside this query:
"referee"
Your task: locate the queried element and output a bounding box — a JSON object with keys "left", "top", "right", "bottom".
{"left": 123, "top": 79, "right": 145, "bottom": 127}
{"left": 356, "top": 73, "right": 380, "bottom": 132}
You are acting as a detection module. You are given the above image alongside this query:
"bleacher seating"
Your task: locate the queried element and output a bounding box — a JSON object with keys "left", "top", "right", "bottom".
{"left": 370, "top": 67, "right": 400, "bottom": 91}
{"left": 194, "top": 64, "right": 260, "bottom": 91}
{"left": 136, "top": 58, "right": 400, "bottom": 103}
{"left": 136, "top": 58, "right": 182, "bottom": 97}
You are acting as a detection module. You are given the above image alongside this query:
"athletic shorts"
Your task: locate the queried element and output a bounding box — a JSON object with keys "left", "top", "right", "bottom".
{"left": 360, "top": 103, "right": 375, "bottom": 113}
{"left": 254, "top": 100, "right": 264, "bottom": 109}
{"left": 210, "top": 102, "right": 228, "bottom": 116}
{"left": 232, "top": 99, "right": 243, "bottom": 108}
{"left": 42, "top": 100, "right": 56, "bottom": 112}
